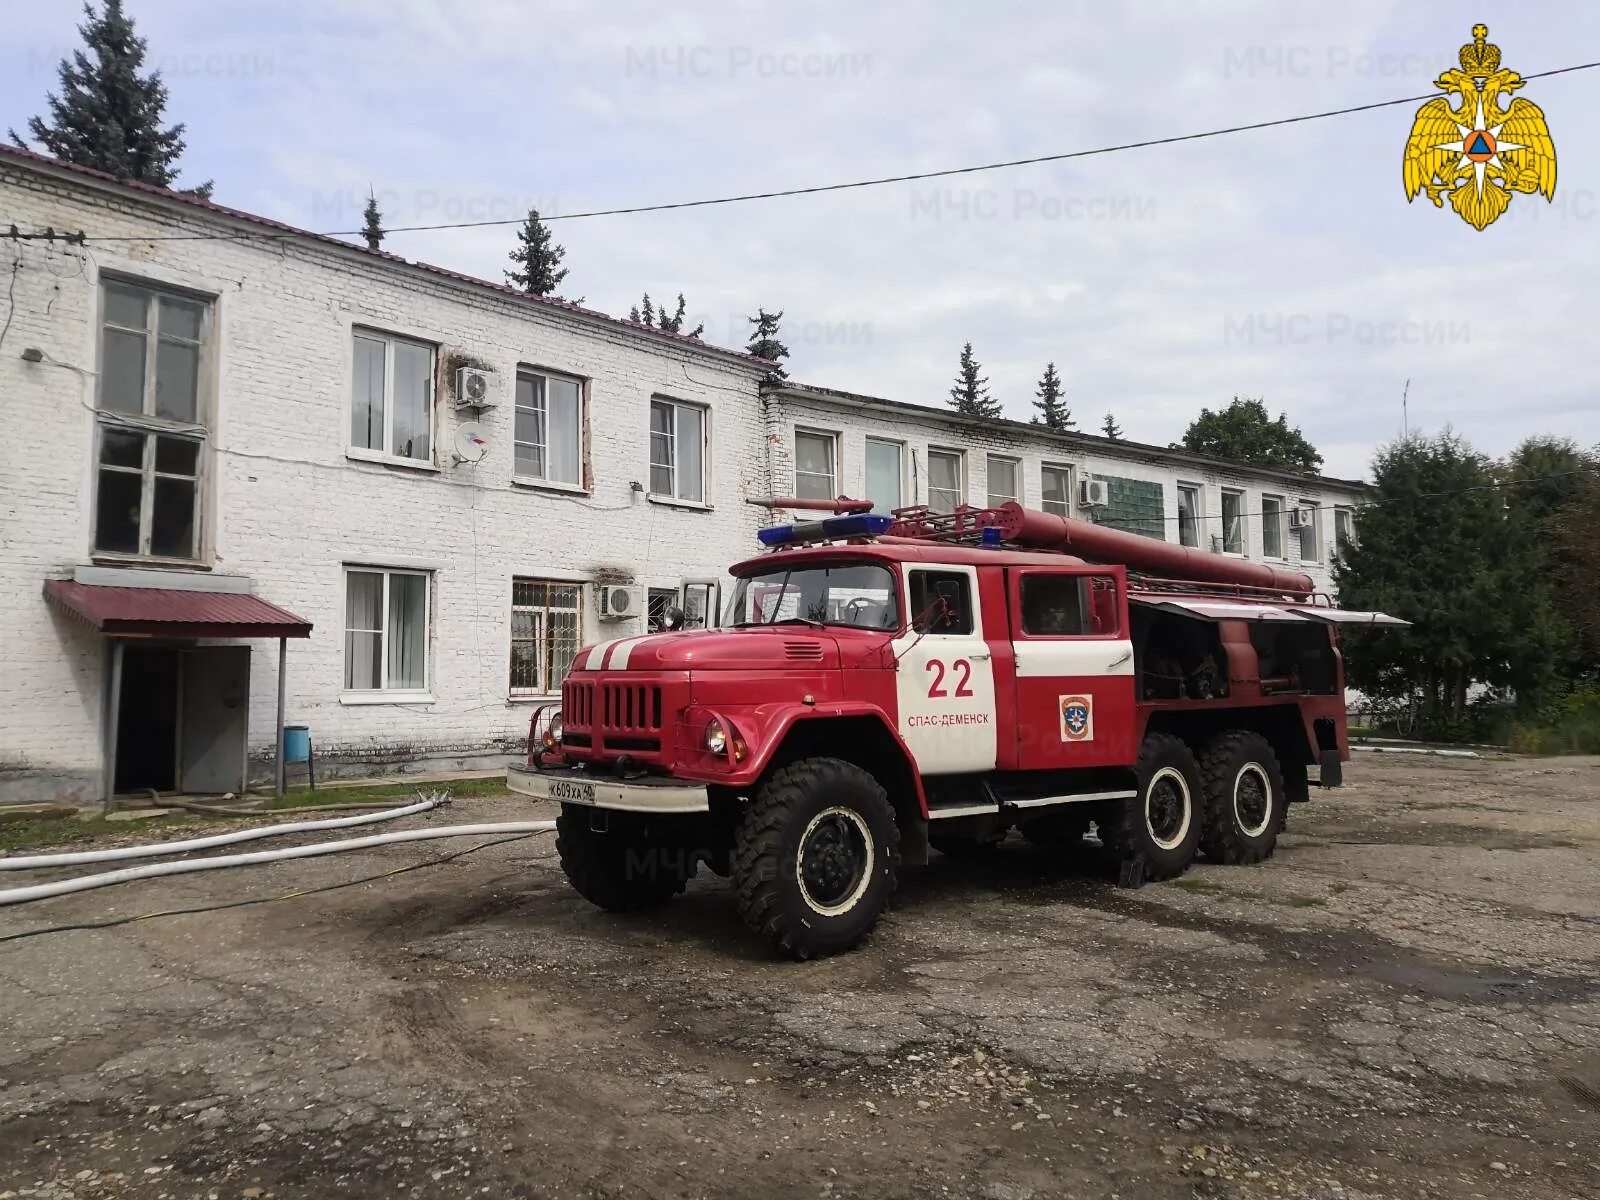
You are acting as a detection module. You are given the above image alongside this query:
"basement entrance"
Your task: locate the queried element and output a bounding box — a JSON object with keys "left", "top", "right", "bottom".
{"left": 114, "top": 645, "right": 252, "bottom": 795}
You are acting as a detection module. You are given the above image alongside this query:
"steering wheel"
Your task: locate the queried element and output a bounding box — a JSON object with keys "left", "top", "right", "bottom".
{"left": 843, "top": 596, "right": 874, "bottom": 625}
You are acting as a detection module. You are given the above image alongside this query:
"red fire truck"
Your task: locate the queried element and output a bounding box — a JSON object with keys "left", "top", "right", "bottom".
{"left": 507, "top": 500, "right": 1406, "bottom": 959}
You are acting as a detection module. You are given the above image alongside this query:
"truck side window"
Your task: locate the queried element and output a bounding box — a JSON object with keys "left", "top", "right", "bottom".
{"left": 908, "top": 570, "right": 973, "bottom": 635}
{"left": 1021, "top": 574, "right": 1119, "bottom": 636}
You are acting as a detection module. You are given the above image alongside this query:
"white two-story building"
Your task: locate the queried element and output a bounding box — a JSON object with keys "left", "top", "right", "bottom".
{"left": 0, "top": 146, "right": 1367, "bottom": 806}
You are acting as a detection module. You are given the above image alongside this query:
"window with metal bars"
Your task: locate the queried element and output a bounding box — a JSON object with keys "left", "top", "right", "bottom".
{"left": 510, "top": 579, "right": 584, "bottom": 696}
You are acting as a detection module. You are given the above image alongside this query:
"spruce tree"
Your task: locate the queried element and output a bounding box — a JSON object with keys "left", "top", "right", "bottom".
{"left": 1101, "top": 412, "right": 1124, "bottom": 440}
{"left": 630, "top": 292, "right": 704, "bottom": 338}
{"left": 11, "top": 1, "right": 211, "bottom": 197}
{"left": 361, "top": 190, "right": 384, "bottom": 251}
{"left": 1031, "top": 362, "right": 1072, "bottom": 429}
{"left": 947, "top": 342, "right": 1001, "bottom": 418}
{"left": 505, "top": 208, "right": 568, "bottom": 296}
{"left": 746, "top": 308, "right": 789, "bottom": 375}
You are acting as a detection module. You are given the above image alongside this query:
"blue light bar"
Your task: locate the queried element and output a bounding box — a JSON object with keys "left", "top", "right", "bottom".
{"left": 757, "top": 513, "right": 892, "bottom": 547}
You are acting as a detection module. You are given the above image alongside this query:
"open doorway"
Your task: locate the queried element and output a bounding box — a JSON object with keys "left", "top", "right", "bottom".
{"left": 115, "top": 647, "right": 179, "bottom": 792}
{"left": 113, "top": 644, "right": 251, "bottom": 796}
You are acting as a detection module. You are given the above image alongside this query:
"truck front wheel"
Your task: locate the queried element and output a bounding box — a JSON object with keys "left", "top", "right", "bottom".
{"left": 556, "top": 805, "right": 696, "bottom": 912}
{"left": 1199, "top": 731, "right": 1287, "bottom": 864}
{"left": 1100, "top": 733, "right": 1203, "bottom": 881}
{"left": 732, "top": 757, "right": 901, "bottom": 960}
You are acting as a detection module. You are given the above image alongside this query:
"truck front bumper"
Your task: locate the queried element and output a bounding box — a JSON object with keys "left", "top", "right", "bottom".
{"left": 506, "top": 763, "right": 710, "bottom": 814}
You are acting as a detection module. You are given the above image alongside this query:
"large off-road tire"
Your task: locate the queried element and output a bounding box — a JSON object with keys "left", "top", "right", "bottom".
{"left": 732, "top": 757, "right": 901, "bottom": 961}
{"left": 555, "top": 805, "right": 696, "bottom": 912}
{"left": 1100, "top": 732, "right": 1203, "bottom": 881}
{"left": 1199, "top": 731, "right": 1287, "bottom": 864}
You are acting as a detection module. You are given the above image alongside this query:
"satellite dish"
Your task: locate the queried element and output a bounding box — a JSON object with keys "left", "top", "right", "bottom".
{"left": 453, "top": 422, "right": 489, "bottom": 465}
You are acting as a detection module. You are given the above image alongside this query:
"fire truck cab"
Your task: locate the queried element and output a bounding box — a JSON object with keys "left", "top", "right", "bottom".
{"left": 508, "top": 502, "right": 1406, "bottom": 960}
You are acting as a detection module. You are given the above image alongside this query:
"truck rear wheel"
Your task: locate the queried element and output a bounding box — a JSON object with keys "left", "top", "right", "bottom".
{"left": 556, "top": 805, "right": 696, "bottom": 912}
{"left": 732, "top": 757, "right": 901, "bottom": 961}
{"left": 1100, "top": 733, "right": 1202, "bottom": 881}
{"left": 1199, "top": 731, "right": 1286, "bottom": 864}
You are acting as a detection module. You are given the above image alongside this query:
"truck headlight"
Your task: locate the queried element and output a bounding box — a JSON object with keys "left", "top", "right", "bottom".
{"left": 542, "top": 714, "right": 564, "bottom": 750}
{"left": 704, "top": 717, "right": 728, "bottom": 755}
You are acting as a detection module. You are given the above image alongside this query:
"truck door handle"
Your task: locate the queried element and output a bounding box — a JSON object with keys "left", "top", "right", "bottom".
{"left": 970, "top": 652, "right": 992, "bottom": 661}
{"left": 1108, "top": 649, "right": 1132, "bottom": 670}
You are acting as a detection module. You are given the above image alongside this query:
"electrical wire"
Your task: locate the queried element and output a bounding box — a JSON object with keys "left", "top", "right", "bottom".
{"left": 14, "top": 60, "right": 1599, "bottom": 245}
{"left": 0, "top": 832, "right": 546, "bottom": 944}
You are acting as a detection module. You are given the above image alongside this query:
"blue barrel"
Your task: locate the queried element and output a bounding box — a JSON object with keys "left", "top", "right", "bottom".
{"left": 283, "top": 725, "right": 311, "bottom": 764}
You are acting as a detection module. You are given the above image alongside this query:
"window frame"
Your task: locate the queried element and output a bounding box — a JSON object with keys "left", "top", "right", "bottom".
{"left": 864, "top": 437, "right": 906, "bottom": 515}
{"left": 648, "top": 396, "right": 710, "bottom": 505}
{"left": 93, "top": 275, "right": 213, "bottom": 564}
{"left": 512, "top": 366, "right": 586, "bottom": 490}
{"left": 1333, "top": 506, "right": 1356, "bottom": 555}
{"left": 1260, "top": 493, "right": 1285, "bottom": 560}
{"left": 1040, "top": 462, "right": 1074, "bottom": 518}
{"left": 509, "top": 577, "right": 584, "bottom": 697}
{"left": 1219, "top": 487, "right": 1245, "bottom": 555}
{"left": 342, "top": 567, "right": 433, "bottom": 701}
{"left": 349, "top": 327, "right": 437, "bottom": 467}
{"left": 793, "top": 427, "right": 840, "bottom": 501}
{"left": 985, "top": 454, "right": 1020, "bottom": 508}
{"left": 1296, "top": 500, "right": 1321, "bottom": 562}
{"left": 926, "top": 448, "right": 965, "bottom": 514}
{"left": 1012, "top": 568, "right": 1125, "bottom": 641}
{"left": 1176, "top": 482, "right": 1202, "bottom": 549}
{"left": 905, "top": 567, "right": 974, "bottom": 636}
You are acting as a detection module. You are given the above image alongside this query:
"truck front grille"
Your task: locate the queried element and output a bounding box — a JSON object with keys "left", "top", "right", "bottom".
{"left": 563, "top": 679, "right": 664, "bottom": 756}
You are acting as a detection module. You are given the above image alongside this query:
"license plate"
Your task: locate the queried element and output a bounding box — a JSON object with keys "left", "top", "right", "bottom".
{"left": 550, "top": 779, "right": 596, "bottom": 804}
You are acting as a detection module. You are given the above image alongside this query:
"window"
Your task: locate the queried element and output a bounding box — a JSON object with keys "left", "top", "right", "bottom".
{"left": 794, "top": 429, "right": 838, "bottom": 501}
{"left": 729, "top": 564, "right": 898, "bottom": 630}
{"left": 1220, "top": 489, "right": 1244, "bottom": 554}
{"left": 681, "top": 581, "right": 718, "bottom": 629}
{"left": 1041, "top": 464, "right": 1073, "bottom": 518}
{"left": 927, "top": 449, "right": 964, "bottom": 513}
{"left": 1334, "top": 506, "right": 1356, "bottom": 555}
{"left": 510, "top": 578, "right": 583, "bottom": 695}
{"left": 865, "top": 439, "right": 904, "bottom": 514}
{"left": 94, "top": 278, "right": 210, "bottom": 560}
{"left": 647, "top": 587, "right": 678, "bottom": 632}
{"left": 1176, "top": 483, "right": 1201, "bottom": 548}
{"left": 907, "top": 569, "right": 973, "bottom": 635}
{"left": 345, "top": 568, "right": 430, "bottom": 693}
{"left": 649, "top": 397, "right": 706, "bottom": 502}
{"left": 351, "top": 329, "right": 434, "bottom": 463}
{"left": 1020, "top": 574, "right": 1119, "bottom": 636}
{"left": 986, "top": 455, "right": 1019, "bottom": 507}
{"left": 1297, "top": 501, "right": 1320, "bottom": 561}
{"left": 1261, "top": 494, "right": 1285, "bottom": 559}
{"left": 514, "top": 370, "right": 582, "bottom": 485}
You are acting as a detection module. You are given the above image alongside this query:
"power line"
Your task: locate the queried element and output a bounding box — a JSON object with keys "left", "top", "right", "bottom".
{"left": 19, "top": 60, "right": 1599, "bottom": 245}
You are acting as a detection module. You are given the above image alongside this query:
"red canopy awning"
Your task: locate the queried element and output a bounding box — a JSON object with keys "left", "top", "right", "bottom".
{"left": 44, "top": 579, "right": 313, "bottom": 639}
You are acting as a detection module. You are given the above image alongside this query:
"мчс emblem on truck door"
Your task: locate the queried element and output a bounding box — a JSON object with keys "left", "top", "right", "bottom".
{"left": 1059, "top": 695, "right": 1094, "bottom": 742}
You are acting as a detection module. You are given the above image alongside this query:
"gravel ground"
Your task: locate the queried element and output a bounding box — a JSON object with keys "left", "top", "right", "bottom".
{"left": 1, "top": 753, "right": 1597, "bottom": 1200}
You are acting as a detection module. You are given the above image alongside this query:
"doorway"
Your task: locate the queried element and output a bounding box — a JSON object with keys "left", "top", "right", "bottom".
{"left": 115, "top": 646, "right": 179, "bottom": 793}
{"left": 113, "top": 644, "right": 252, "bottom": 796}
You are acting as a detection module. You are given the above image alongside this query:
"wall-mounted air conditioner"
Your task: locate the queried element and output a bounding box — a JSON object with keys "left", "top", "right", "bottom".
{"left": 1288, "top": 506, "right": 1315, "bottom": 530}
{"left": 454, "top": 366, "right": 496, "bottom": 410}
{"left": 1078, "top": 478, "right": 1110, "bottom": 508}
{"left": 598, "top": 584, "right": 644, "bottom": 621}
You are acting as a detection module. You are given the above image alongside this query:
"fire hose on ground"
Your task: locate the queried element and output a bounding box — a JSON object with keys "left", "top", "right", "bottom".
{"left": 0, "top": 790, "right": 556, "bottom": 909}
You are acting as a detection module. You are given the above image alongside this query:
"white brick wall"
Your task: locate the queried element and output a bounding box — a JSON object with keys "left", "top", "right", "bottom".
{"left": 0, "top": 159, "right": 768, "bottom": 800}
{"left": 0, "top": 155, "right": 1369, "bottom": 804}
{"left": 765, "top": 387, "right": 1366, "bottom": 597}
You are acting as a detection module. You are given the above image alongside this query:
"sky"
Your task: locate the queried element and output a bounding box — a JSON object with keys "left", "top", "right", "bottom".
{"left": 4, "top": 0, "right": 1595, "bottom": 480}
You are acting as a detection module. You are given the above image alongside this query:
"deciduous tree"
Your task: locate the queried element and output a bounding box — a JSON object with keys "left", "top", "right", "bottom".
{"left": 1182, "top": 396, "right": 1322, "bottom": 473}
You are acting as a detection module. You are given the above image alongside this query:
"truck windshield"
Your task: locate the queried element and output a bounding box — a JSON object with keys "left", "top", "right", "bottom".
{"left": 727, "top": 562, "right": 900, "bottom": 630}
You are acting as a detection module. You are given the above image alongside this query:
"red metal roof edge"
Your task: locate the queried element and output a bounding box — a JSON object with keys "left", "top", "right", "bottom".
{"left": 0, "top": 143, "right": 778, "bottom": 371}
{"left": 43, "top": 579, "right": 313, "bottom": 638}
